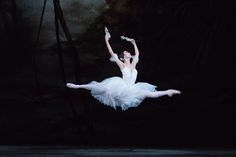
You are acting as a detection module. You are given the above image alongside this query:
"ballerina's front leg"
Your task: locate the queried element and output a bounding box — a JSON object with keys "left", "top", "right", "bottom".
{"left": 144, "top": 89, "right": 181, "bottom": 98}
{"left": 66, "top": 83, "right": 101, "bottom": 91}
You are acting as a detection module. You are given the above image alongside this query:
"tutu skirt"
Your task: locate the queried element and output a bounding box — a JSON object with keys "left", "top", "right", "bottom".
{"left": 88, "top": 76, "right": 157, "bottom": 110}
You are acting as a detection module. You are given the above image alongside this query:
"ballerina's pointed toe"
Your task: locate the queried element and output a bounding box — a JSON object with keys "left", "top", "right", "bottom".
{"left": 167, "top": 89, "right": 181, "bottom": 97}
{"left": 66, "top": 83, "right": 78, "bottom": 89}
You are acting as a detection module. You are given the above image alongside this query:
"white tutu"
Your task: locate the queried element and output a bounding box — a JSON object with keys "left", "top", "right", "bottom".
{"left": 88, "top": 66, "right": 157, "bottom": 110}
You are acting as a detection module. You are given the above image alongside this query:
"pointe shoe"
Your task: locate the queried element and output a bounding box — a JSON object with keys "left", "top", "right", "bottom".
{"left": 66, "top": 83, "right": 78, "bottom": 88}
{"left": 167, "top": 89, "right": 181, "bottom": 97}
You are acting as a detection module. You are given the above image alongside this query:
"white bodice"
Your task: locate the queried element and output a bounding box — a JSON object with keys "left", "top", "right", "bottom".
{"left": 121, "top": 67, "right": 137, "bottom": 84}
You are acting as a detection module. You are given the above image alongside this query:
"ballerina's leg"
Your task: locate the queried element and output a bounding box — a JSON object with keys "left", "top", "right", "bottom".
{"left": 66, "top": 83, "right": 80, "bottom": 89}
{"left": 66, "top": 83, "right": 103, "bottom": 91}
{"left": 144, "top": 89, "right": 181, "bottom": 98}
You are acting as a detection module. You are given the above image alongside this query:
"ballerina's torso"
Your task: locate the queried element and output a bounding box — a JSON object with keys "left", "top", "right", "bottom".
{"left": 120, "top": 66, "right": 138, "bottom": 84}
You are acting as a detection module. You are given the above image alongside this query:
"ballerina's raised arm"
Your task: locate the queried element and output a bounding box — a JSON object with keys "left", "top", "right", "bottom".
{"left": 104, "top": 27, "right": 124, "bottom": 69}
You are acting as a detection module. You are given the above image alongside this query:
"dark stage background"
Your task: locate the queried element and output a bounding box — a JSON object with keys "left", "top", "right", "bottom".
{"left": 0, "top": 0, "right": 235, "bottom": 147}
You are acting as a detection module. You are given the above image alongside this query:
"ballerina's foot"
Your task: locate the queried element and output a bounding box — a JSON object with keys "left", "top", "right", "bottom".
{"left": 167, "top": 89, "right": 181, "bottom": 97}
{"left": 66, "top": 83, "right": 80, "bottom": 89}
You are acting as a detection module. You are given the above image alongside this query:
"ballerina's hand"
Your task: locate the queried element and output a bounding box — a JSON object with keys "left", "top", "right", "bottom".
{"left": 104, "top": 26, "right": 111, "bottom": 40}
{"left": 121, "top": 36, "right": 135, "bottom": 43}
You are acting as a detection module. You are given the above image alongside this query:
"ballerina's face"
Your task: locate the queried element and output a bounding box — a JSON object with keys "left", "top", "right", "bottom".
{"left": 123, "top": 51, "right": 132, "bottom": 59}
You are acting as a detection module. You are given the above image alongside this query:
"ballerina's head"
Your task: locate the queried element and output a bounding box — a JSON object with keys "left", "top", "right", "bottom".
{"left": 119, "top": 50, "right": 132, "bottom": 62}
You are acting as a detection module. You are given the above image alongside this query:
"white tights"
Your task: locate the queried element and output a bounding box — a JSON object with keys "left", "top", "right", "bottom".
{"left": 142, "top": 89, "right": 181, "bottom": 98}
{"left": 66, "top": 83, "right": 102, "bottom": 91}
{"left": 66, "top": 83, "right": 181, "bottom": 98}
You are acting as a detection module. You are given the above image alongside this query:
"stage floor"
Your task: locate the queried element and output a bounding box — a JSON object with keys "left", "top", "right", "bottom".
{"left": 1, "top": 146, "right": 236, "bottom": 157}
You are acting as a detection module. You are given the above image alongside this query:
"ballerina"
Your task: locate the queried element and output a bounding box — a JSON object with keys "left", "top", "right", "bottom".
{"left": 66, "top": 27, "right": 181, "bottom": 111}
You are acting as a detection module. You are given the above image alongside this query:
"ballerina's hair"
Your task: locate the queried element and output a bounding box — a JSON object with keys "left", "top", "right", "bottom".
{"left": 118, "top": 53, "right": 124, "bottom": 61}
{"left": 109, "top": 52, "right": 135, "bottom": 62}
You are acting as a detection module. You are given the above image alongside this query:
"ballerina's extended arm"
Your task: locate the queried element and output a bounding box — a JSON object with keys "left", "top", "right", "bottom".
{"left": 121, "top": 36, "right": 139, "bottom": 67}
{"left": 104, "top": 27, "right": 124, "bottom": 69}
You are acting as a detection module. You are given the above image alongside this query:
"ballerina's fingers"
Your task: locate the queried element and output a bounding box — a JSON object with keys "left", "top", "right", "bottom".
{"left": 121, "top": 36, "right": 130, "bottom": 41}
{"left": 121, "top": 36, "right": 135, "bottom": 42}
{"left": 120, "top": 36, "right": 125, "bottom": 39}
{"left": 104, "top": 26, "right": 110, "bottom": 35}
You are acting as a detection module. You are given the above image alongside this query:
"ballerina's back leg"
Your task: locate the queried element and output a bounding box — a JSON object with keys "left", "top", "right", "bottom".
{"left": 142, "top": 89, "right": 181, "bottom": 98}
